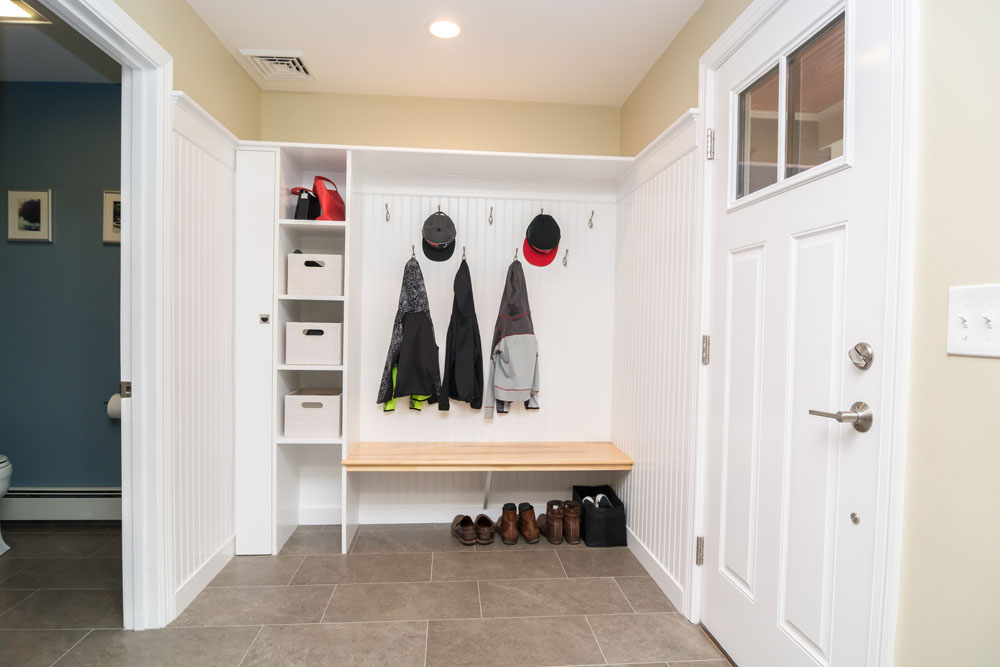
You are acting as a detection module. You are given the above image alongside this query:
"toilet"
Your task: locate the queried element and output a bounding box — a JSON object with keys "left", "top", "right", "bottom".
{"left": 0, "top": 455, "right": 10, "bottom": 555}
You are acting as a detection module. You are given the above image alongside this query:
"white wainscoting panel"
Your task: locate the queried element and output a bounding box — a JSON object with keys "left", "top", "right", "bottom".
{"left": 612, "top": 112, "right": 702, "bottom": 616}
{"left": 164, "top": 95, "right": 237, "bottom": 619}
{"left": 351, "top": 192, "right": 618, "bottom": 512}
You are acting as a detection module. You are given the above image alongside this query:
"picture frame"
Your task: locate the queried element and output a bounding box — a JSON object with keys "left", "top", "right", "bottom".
{"left": 102, "top": 190, "right": 121, "bottom": 244}
{"left": 7, "top": 189, "right": 52, "bottom": 242}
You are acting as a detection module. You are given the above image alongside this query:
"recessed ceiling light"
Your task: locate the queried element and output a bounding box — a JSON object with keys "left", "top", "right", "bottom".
{"left": 427, "top": 19, "right": 461, "bottom": 39}
{"left": 0, "top": 0, "right": 49, "bottom": 23}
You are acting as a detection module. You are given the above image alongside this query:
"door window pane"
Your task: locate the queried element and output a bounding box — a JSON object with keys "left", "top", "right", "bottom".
{"left": 786, "top": 15, "right": 845, "bottom": 177}
{"left": 737, "top": 66, "right": 779, "bottom": 199}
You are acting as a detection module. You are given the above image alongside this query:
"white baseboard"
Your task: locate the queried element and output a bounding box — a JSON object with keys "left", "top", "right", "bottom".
{"left": 298, "top": 505, "right": 342, "bottom": 525}
{"left": 173, "top": 536, "right": 234, "bottom": 619}
{"left": 0, "top": 496, "right": 122, "bottom": 521}
{"left": 627, "top": 526, "right": 686, "bottom": 617}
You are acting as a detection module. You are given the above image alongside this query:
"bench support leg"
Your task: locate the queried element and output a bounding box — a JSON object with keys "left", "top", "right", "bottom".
{"left": 483, "top": 471, "right": 493, "bottom": 510}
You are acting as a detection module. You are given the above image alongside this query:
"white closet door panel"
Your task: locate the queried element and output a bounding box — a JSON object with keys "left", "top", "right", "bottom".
{"left": 611, "top": 113, "right": 702, "bottom": 614}
{"left": 234, "top": 149, "right": 277, "bottom": 554}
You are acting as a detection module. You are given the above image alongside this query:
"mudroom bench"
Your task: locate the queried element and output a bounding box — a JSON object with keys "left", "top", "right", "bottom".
{"left": 341, "top": 441, "right": 633, "bottom": 525}
{"left": 341, "top": 441, "right": 634, "bottom": 472}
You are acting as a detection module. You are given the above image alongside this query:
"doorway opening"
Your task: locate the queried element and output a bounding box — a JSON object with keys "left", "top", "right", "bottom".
{"left": 0, "top": 0, "right": 172, "bottom": 631}
{"left": 0, "top": 2, "right": 124, "bottom": 629}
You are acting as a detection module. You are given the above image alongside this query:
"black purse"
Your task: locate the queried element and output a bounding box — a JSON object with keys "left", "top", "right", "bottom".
{"left": 291, "top": 187, "right": 321, "bottom": 220}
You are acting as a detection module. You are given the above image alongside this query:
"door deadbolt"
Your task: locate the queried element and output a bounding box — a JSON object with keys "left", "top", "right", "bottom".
{"left": 808, "top": 401, "right": 874, "bottom": 433}
{"left": 848, "top": 342, "right": 874, "bottom": 370}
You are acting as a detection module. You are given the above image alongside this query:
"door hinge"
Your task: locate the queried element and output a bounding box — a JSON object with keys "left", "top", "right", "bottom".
{"left": 696, "top": 536, "right": 705, "bottom": 566}
{"left": 120, "top": 381, "right": 132, "bottom": 398}
{"left": 701, "top": 335, "right": 711, "bottom": 365}
{"left": 705, "top": 128, "right": 716, "bottom": 160}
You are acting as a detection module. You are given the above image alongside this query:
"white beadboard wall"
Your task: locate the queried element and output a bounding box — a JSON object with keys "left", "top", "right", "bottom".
{"left": 351, "top": 192, "right": 618, "bottom": 520}
{"left": 612, "top": 112, "right": 702, "bottom": 615}
{"left": 164, "top": 95, "right": 237, "bottom": 617}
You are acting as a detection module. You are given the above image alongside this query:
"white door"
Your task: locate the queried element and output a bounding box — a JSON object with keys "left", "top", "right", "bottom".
{"left": 702, "top": 1, "right": 895, "bottom": 665}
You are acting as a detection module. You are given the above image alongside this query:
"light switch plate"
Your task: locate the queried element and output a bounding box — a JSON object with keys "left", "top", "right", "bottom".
{"left": 947, "top": 283, "right": 1000, "bottom": 358}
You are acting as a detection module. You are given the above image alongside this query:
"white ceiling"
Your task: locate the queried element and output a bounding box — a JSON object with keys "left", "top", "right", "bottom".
{"left": 0, "top": 11, "right": 120, "bottom": 84}
{"left": 186, "top": 0, "right": 704, "bottom": 106}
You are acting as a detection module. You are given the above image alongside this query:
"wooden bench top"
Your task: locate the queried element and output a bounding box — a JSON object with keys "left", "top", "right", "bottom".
{"left": 342, "top": 441, "right": 634, "bottom": 472}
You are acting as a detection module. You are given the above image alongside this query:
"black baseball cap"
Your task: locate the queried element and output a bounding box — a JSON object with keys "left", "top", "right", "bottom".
{"left": 421, "top": 211, "right": 456, "bottom": 262}
{"left": 523, "top": 213, "right": 560, "bottom": 266}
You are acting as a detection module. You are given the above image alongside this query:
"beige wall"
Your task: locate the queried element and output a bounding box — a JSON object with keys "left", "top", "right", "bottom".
{"left": 894, "top": 1, "right": 1000, "bottom": 665}
{"left": 619, "top": 0, "right": 753, "bottom": 156}
{"left": 260, "top": 91, "right": 620, "bottom": 155}
{"left": 115, "top": 0, "right": 261, "bottom": 139}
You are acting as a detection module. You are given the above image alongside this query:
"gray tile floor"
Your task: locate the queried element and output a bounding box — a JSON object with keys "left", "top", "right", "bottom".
{"left": 0, "top": 521, "right": 123, "bottom": 666}
{"left": 0, "top": 521, "right": 733, "bottom": 667}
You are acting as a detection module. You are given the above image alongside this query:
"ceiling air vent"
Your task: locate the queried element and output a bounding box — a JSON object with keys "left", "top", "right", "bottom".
{"left": 239, "top": 49, "right": 312, "bottom": 81}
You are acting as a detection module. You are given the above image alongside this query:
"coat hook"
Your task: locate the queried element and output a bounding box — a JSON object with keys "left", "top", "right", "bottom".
{"left": 563, "top": 249, "right": 569, "bottom": 267}
{"left": 588, "top": 211, "right": 594, "bottom": 229}
{"left": 514, "top": 247, "right": 518, "bottom": 261}
{"left": 489, "top": 206, "right": 494, "bottom": 225}
{"left": 385, "top": 203, "right": 390, "bottom": 222}
{"left": 540, "top": 207, "right": 544, "bottom": 214}
{"left": 411, "top": 244, "right": 415, "bottom": 258}
{"left": 438, "top": 204, "right": 441, "bottom": 212}
{"left": 462, "top": 246, "right": 467, "bottom": 260}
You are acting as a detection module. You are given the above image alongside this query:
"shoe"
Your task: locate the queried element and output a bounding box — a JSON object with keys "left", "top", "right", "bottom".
{"left": 537, "top": 500, "right": 564, "bottom": 545}
{"left": 495, "top": 503, "right": 519, "bottom": 545}
{"left": 562, "top": 500, "right": 582, "bottom": 545}
{"left": 475, "top": 514, "right": 495, "bottom": 545}
{"left": 518, "top": 502, "right": 540, "bottom": 544}
{"left": 595, "top": 493, "right": 613, "bottom": 508}
{"left": 312, "top": 176, "right": 346, "bottom": 221}
{"left": 451, "top": 515, "right": 477, "bottom": 546}
{"left": 582, "top": 496, "right": 595, "bottom": 507}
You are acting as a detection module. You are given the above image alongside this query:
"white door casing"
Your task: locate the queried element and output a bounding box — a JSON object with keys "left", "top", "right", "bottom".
{"left": 38, "top": 0, "right": 174, "bottom": 629}
{"left": 698, "top": 0, "right": 914, "bottom": 666}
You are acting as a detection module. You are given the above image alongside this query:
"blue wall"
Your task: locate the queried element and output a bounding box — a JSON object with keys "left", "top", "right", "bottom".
{"left": 0, "top": 82, "right": 121, "bottom": 487}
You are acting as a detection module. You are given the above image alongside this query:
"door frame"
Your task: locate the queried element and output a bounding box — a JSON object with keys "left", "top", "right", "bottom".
{"left": 39, "top": 0, "right": 172, "bottom": 630}
{"left": 691, "top": 1, "right": 918, "bottom": 665}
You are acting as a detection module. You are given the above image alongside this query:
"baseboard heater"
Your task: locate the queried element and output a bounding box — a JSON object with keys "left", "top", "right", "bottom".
{"left": 1, "top": 488, "right": 122, "bottom": 521}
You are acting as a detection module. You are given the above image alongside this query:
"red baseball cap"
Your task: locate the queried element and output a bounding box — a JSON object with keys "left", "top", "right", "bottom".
{"left": 522, "top": 213, "right": 560, "bottom": 267}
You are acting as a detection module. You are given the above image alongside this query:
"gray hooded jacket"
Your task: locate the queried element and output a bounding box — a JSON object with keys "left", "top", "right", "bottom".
{"left": 484, "top": 260, "right": 539, "bottom": 419}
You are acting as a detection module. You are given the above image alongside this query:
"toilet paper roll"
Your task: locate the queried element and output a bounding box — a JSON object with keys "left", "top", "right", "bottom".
{"left": 107, "top": 393, "right": 122, "bottom": 420}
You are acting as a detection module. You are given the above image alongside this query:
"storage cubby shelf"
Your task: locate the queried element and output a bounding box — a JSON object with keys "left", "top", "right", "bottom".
{"left": 277, "top": 437, "right": 344, "bottom": 446}
{"left": 277, "top": 364, "right": 344, "bottom": 371}
{"left": 277, "top": 219, "right": 347, "bottom": 231}
{"left": 277, "top": 295, "right": 345, "bottom": 302}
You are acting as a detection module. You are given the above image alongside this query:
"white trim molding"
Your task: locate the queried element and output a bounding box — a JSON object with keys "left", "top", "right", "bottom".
{"left": 174, "top": 536, "right": 234, "bottom": 616}
{"left": 693, "top": 0, "right": 917, "bottom": 664}
{"left": 39, "top": 0, "right": 173, "bottom": 630}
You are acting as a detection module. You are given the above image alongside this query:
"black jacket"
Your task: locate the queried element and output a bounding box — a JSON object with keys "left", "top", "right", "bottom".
{"left": 440, "top": 260, "right": 483, "bottom": 410}
{"left": 377, "top": 258, "right": 440, "bottom": 409}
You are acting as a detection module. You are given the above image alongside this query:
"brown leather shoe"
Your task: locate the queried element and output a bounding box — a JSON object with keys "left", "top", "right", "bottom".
{"left": 475, "top": 514, "right": 495, "bottom": 545}
{"left": 495, "top": 503, "right": 519, "bottom": 545}
{"left": 451, "top": 515, "right": 476, "bottom": 546}
{"left": 518, "top": 502, "right": 540, "bottom": 544}
{"left": 562, "top": 500, "right": 582, "bottom": 545}
{"left": 537, "top": 500, "right": 564, "bottom": 545}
